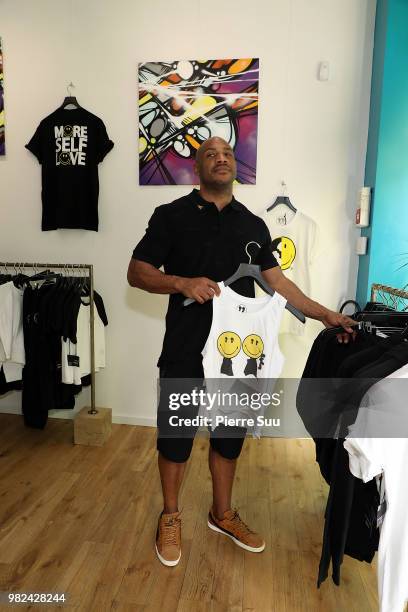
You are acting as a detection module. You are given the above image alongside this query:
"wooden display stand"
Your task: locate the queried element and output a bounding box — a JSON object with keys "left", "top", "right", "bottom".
{"left": 74, "top": 406, "right": 112, "bottom": 446}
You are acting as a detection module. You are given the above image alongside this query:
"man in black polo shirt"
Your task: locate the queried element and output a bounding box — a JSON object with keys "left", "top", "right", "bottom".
{"left": 128, "top": 136, "right": 355, "bottom": 567}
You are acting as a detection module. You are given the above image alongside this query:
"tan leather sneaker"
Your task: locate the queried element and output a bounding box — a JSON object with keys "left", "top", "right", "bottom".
{"left": 155, "top": 510, "right": 182, "bottom": 566}
{"left": 208, "top": 507, "right": 265, "bottom": 552}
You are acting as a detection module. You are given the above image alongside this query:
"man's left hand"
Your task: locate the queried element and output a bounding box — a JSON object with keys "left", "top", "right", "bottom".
{"left": 321, "top": 310, "right": 357, "bottom": 344}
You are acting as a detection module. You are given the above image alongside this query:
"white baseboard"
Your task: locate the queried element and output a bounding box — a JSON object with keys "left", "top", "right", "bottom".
{"left": 51, "top": 412, "right": 157, "bottom": 427}
{"left": 113, "top": 415, "right": 157, "bottom": 427}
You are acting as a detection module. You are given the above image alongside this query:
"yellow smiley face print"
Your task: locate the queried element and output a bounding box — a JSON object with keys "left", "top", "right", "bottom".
{"left": 242, "top": 334, "right": 264, "bottom": 359}
{"left": 271, "top": 236, "right": 296, "bottom": 271}
{"left": 217, "top": 331, "right": 241, "bottom": 359}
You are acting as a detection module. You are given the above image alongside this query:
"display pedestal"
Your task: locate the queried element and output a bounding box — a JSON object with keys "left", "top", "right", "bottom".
{"left": 74, "top": 406, "right": 112, "bottom": 446}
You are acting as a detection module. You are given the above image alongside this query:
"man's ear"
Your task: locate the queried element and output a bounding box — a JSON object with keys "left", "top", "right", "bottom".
{"left": 193, "top": 161, "right": 199, "bottom": 177}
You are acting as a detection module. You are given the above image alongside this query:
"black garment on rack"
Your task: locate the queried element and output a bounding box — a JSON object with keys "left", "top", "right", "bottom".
{"left": 58, "top": 288, "right": 107, "bottom": 344}
{"left": 21, "top": 282, "right": 82, "bottom": 428}
{"left": 22, "top": 285, "right": 60, "bottom": 428}
{"left": 0, "top": 368, "right": 22, "bottom": 395}
{"left": 94, "top": 292, "right": 108, "bottom": 326}
{"left": 319, "top": 344, "right": 408, "bottom": 586}
{"left": 296, "top": 329, "right": 408, "bottom": 587}
{"left": 297, "top": 330, "right": 379, "bottom": 441}
{"left": 2, "top": 269, "right": 107, "bottom": 428}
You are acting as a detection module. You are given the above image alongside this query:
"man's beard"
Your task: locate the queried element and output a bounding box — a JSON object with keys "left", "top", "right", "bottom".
{"left": 202, "top": 171, "right": 235, "bottom": 190}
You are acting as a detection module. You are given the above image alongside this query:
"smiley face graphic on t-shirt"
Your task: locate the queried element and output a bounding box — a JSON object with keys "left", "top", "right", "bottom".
{"left": 271, "top": 236, "right": 296, "bottom": 271}
{"left": 242, "top": 334, "right": 264, "bottom": 359}
{"left": 217, "top": 331, "right": 241, "bottom": 359}
{"left": 243, "top": 334, "right": 266, "bottom": 376}
{"left": 63, "top": 125, "right": 73, "bottom": 137}
{"left": 59, "top": 152, "right": 71, "bottom": 165}
{"left": 217, "top": 331, "right": 241, "bottom": 376}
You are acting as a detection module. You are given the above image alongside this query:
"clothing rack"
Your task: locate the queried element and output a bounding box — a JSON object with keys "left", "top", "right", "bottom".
{"left": 0, "top": 261, "right": 98, "bottom": 415}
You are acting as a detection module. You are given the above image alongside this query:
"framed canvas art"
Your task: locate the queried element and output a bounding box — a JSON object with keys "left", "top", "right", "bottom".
{"left": 138, "top": 58, "right": 259, "bottom": 185}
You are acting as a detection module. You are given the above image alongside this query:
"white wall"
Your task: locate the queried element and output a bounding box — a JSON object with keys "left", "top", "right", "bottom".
{"left": 0, "top": 0, "right": 376, "bottom": 423}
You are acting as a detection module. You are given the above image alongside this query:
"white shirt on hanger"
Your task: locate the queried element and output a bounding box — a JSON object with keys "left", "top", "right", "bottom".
{"left": 257, "top": 205, "right": 317, "bottom": 335}
{"left": 61, "top": 299, "right": 106, "bottom": 385}
{"left": 0, "top": 281, "right": 25, "bottom": 382}
{"left": 201, "top": 282, "right": 286, "bottom": 437}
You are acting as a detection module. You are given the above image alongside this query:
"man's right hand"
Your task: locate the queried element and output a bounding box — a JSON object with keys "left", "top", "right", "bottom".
{"left": 176, "top": 277, "right": 221, "bottom": 304}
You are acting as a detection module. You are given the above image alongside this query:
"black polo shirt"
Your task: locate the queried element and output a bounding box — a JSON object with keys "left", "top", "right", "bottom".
{"left": 132, "top": 189, "right": 279, "bottom": 366}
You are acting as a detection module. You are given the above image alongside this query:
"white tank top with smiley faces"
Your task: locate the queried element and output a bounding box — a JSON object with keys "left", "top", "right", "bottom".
{"left": 201, "top": 282, "right": 286, "bottom": 437}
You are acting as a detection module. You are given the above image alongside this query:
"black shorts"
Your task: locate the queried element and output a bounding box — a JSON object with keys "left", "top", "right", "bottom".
{"left": 157, "top": 358, "right": 246, "bottom": 463}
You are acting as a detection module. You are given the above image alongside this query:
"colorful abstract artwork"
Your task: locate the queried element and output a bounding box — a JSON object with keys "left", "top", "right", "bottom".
{"left": 0, "top": 37, "right": 4, "bottom": 155}
{"left": 138, "top": 58, "right": 259, "bottom": 185}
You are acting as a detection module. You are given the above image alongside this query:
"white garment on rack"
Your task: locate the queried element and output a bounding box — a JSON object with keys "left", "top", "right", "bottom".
{"left": 0, "top": 281, "right": 25, "bottom": 382}
{"left": 201, "top": 282, "right": 286, "bottom": 438}
{"left": 0, "top": 282, "right": 13, "bottom": 363}
{"left": 61, "top": 338, "right": 82, "bottom": 386}
{"left": 61, "top": 300, "right": 105, "bottom": 384}
{"left": 344, "top": 363, "right": 408, "bottom": 612}
{"left": 257, "top": 206, "right": 317, "bottom": 335}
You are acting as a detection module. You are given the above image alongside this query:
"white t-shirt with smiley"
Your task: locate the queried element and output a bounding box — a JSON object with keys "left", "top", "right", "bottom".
{"left": 256, "top": 206, "right": 317, "bottom": 336}
{"left": 201, "top": 282, "right": 286, "bottom": 437}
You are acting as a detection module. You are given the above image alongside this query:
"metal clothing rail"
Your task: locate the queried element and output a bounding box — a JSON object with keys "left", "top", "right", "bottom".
{"left": 0, "top": 262, "right": 98, "bottom": 415}
{"left": 371, "top": 283, "right": 408, "bottom": 312}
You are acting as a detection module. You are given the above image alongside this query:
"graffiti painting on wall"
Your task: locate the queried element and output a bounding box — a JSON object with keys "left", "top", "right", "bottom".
{"left": 0, "top": 37, "right": 4, "bottom": 155}
{"left": 138, "top": 58, "right": 259, "bottom": 185}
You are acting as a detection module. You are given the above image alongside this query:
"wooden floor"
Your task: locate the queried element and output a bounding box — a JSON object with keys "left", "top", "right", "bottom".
{"left": 0, "top": 414, "right": 379, "bottom": 612}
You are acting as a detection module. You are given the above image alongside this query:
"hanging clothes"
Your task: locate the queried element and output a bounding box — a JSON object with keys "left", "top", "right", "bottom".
{"left": 344, "top": 363, "right": 408, "bottom": 612}
{"left": 257, "top": 206, "right": 317, "bottom": 335}
{"left": 25, "top": 107, "right": 114, "bottom": 231}
{"left": 61, "top": 295, "right": 106, "bottom": 384}
{"left": 201, "top": 282, "right": 286, "bottom": 438}
{"left": 0, "top": 270, "right": 108, "bottom": 429}
{"left": 22, "top": 282, "right": 66, "bottom": 428}
{"left": 0, "top": 280, "right": 25, "bottom": 382}
{"left": 296, "top": 323, "right": 408, "bottom": 587}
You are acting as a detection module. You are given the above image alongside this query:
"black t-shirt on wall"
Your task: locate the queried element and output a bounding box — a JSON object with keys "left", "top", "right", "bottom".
{"left": 26, "top": 107, "right": 114, "bottom": 231}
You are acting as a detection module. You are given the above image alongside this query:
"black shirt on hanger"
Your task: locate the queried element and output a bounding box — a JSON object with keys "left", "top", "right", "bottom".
{"left": 297, "top": 329, "right": 408, "bottom": 587}
{"left": 132, "top": 189, "right": 279, "bottom": 366}
{"left": 25, "top": 107, "right": 114, "bottom": 231}
{"left": 297, "top": 331, "right": 380, "bottom": 586}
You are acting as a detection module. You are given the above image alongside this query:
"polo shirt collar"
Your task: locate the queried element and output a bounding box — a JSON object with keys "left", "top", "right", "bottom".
{"left": 189, "top": 188, "right": 242, "bottom": 211}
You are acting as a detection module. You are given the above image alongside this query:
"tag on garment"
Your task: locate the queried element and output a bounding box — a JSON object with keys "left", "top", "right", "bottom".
{"left": 376, "top": 474, "right": 387, "bottom": 528}
{"left": 377, "top": 499, "right": 387, "bottom": 529}
{"left": 277, "top": 214, "right": 287, "bottom": 225}
{"left": 68, "top": 355, "right": 80, "bottom": 367}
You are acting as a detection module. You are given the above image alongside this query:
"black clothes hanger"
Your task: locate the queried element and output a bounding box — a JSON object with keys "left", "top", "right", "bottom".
{"left": 0, "top": 274, "right": 12, "bottom": 285}
{"left": 355, "top": 310, "right": 408, "bottom": 326}
{"left": 12, "top": 273, "right": 29, "bottom": 289}
{"left": 60, "top": 82, "right": 80, "bottom": 110}
{"left": 328, "top": 310, "right": 408, "bottom": 335}
{"left": 29, "top": 268, "right": 59, "bottom": 283}
{"left": 266, "top": 181, "right": 297, "bottom": 213}
{"left": 339, "top": 300, "right": 362, "bottom": 315}
{"left": 0, "top": 263, "right": 28, "bottom": 289}
{"left": 363, "top": 301, "right": 396, "bottom": 313}
{"left": 183, "top": 241, "right": 305, "bottom": 323}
